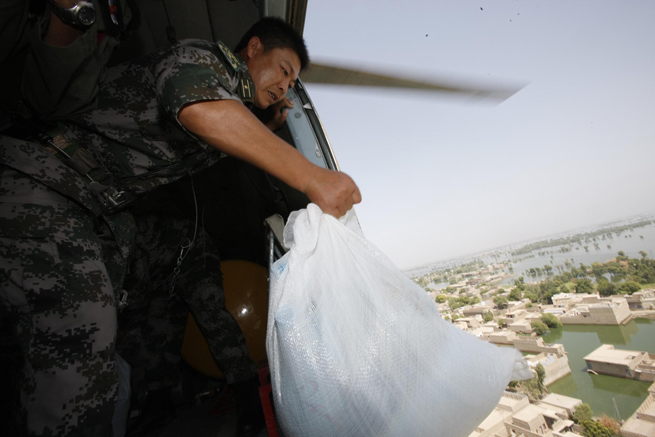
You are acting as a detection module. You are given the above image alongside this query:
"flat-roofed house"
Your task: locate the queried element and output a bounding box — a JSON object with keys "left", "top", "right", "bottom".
{"left": 487, "top": 330, "right": 517, "bottom": 345}
{"left": 525, "top": 353, "right": 572, "bottom": 386}
{"left": 541, "top": 393, "right": 583, "bottom": 417}
{"left": 560, "top": 299, "right": 632, "bottom": 325}
{"left": 513, "top": 337, "right": 566, "bottom": 357}
{"left": 551, "top": 293, "right": 597, "bottom": 308}
{"left": 468, "top": 392, "right": 529, "bottom": 437}
{"left": 463, "top": 303, "right": 493, "bottom": 317}
{"left": 621, "top": 382, "right": 655, "bottom": 437}
{"left": 584, "top": 344, "right": 655, "bottom": 381}
{"left": 504, "top": 404, "right": 578, "bottom": 437}
{"left": 626, "top": 290, "right": 655, "bottom": 310}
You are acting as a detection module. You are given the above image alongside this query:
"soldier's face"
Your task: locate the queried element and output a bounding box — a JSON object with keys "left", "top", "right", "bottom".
{"left": 245, "top": 38, "right": 301, "bottom": 109}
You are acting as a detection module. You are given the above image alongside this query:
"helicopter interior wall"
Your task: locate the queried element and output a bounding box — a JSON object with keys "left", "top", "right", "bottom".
{"left": 162, "top": 127, "right": 309, "bottom": 268}
{"left": 109, "top": 0, "right": 260, "bottom": 66}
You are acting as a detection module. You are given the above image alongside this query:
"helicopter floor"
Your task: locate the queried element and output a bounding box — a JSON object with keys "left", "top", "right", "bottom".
{"left": 126, "top": 388, "right": 270, "bottom": 437}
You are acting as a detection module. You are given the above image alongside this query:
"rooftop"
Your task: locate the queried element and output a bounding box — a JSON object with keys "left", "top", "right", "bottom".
{"left": 512, "top": 404, "right": 545, "bottom": 423}
{"left": 584, "top": 344, "right": 643, "bottom": 366}
{"left": 498, "top": 393, "right": 527, "bottom": 410}
{"left": 541, "top": 393, "right": 583, "bottom": 411}
{"left": 621, "top": 417, "right": 655, "bottom": 437}
{"left": 476, "top": 408, "right": 513, "bottom": 431}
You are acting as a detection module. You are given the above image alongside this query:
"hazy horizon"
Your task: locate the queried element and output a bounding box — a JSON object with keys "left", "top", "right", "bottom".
{"left": 403, "top": 209, "right": 655, "bottom": 273}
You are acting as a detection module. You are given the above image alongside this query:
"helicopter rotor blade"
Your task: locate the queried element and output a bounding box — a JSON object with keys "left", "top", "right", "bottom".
{"left": 300, "top": 62, "right": 524, "bottom": 102}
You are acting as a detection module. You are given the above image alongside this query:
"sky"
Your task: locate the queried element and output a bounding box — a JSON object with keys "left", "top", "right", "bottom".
{"left": 301, "top": 0, "right": 655, "bottom": 270}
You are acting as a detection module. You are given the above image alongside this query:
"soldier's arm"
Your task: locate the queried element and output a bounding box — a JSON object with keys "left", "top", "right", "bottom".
{"left": 179, "top": 100, "right": 362, "bottom": 218}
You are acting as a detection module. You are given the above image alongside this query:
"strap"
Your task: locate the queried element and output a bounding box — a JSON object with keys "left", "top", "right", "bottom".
{"left": 0, "top": 136, "right": 105, "bottom": 217}
{"left": 3, "top": 118, "right": 134, "bottom": 214}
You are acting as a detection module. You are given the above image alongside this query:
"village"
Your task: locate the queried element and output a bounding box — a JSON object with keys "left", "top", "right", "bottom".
{"left": 414, "top": 261, "right": 655, "bottom": 437}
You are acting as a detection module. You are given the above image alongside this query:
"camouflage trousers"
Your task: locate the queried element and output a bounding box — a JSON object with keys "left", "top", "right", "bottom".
{"left": 117, "top": 201, "right": 258, "bottom": 387}
{"left": 0, "top": 164, "right": 132, "bottom": 437}
{"left": 1, "top": 160, "right": 256, "bottom": 435}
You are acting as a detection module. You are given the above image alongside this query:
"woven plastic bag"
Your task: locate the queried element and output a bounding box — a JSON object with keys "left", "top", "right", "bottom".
{"left": 267, "top": 205, "right": 531, "bottom": 437}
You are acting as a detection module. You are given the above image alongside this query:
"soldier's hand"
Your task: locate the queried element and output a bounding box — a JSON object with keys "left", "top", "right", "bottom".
{"left": 264, "top": 97, "right": 294, "bottom": 131}
{"left": 304, "top": 168, "right": 362, "bottom": 218}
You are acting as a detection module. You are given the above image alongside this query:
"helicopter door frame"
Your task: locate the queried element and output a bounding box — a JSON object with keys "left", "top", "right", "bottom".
{"left": 284, "top": 79, "right": 340, "bottom": 172}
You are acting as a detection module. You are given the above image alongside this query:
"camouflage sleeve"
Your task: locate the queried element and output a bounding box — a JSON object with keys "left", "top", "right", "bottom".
{"left": 154, "top": 40, "right": 242, "bottom": 138}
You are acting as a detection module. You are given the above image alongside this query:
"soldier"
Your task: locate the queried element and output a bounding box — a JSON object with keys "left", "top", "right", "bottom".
{"left": 1, "top": 7, "right": 361, "bottom": 437}
{"left": 1, "top": 2, "right": 136, "bottom": 435}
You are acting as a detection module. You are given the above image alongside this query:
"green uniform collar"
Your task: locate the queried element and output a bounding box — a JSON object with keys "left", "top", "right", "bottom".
{"left": 216, "top": 40, "right": 255, "bottom": 104}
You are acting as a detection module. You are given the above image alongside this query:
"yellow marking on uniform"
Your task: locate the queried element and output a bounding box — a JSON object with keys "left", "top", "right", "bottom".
{"left": 240, "top": 79, "right": 252, "bottom": 98}
{"left": 218, "top": 41, "right": 240, "bottom": 71}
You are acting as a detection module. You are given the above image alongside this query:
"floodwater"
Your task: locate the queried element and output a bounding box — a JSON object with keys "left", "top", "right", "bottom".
{"left": 541, "top": 318, "right": 655, "bottom": 420}
{"left": 493, "top": 223, "right": 655, "bottom": 285}
{"left": 409, "top": 221, "right": 655, "bottom": 285}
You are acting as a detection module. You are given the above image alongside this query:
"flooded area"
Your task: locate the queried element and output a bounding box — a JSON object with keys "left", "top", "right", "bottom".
{"left": 542, "top": 319, "right": 655, "bottom": 420}
{"left": 492, "top": 222, "right": 655, "bottom": 286}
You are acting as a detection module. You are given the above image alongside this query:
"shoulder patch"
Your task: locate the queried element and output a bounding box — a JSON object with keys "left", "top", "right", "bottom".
{"left": 216, "top": 40, "right": 243, "bottom": 73}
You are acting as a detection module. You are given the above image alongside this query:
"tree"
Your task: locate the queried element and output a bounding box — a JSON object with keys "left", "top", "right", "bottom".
{"left": 531, "top": 320, "right": 549, "bottom": 335}
{"left": 597, "top": 280, "right": 618, "bottom": 297}
{"left": 524, "top": 291, "right": 538, "bottom": 302}
{"left": 493, "top": 296, "right": 509, "bottom": 310}
{"left": 515, "top": 364, "right": 546, "bottom": 401}
{"left": 435, "top": 294, "right": 447, "bottom": 304}
{"left": 598, "top": 416, "right": 620, "bottom": 436}
{"left": 639, "top": 250, "right": 648, "bottom": 259}
{"left": 591, "top": 263, "right": 607, "bottom": 279}
{"left": 572, "top": 403, "right": 593, "bottom": 423}
{"left": 535, "top": 363, "right": 545, "bottom": 389}
{"left": 575, "top": 278, "right": 594, "bottom": 294}
{"left": 619, "top": 281, "right": 641, "bottom": 294}
{"left": 581, "top": 420, "right": 616, "bottom": 437}
{"left": 606, "top": 263, "right": 623, "bottom": 277}
{"left": 541, "top": 313, "right": 563, "bottom": 329}
{"left": 483, "top": 311, "right": 494, "bottom": 323}
{"left": 508, "top": 288, "right": 522, "bottom": 301}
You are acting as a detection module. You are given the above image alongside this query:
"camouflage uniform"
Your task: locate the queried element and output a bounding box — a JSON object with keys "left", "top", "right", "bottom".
{"left": 67, "top": 38, "right": 259, "bottom": 384}
{"left": 1, "top": 38, "right": 259, "bottom": 435}
{"left": 0, "top": 137, "right": 135, "bottom": 437}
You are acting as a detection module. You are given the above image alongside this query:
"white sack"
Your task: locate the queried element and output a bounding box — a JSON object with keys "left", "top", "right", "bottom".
{"left": 267, "top": 205, "right": 532, "bottom": 437}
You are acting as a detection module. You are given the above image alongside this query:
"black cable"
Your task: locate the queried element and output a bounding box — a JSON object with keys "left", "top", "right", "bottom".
{"left": 161, "top": 0, "right": 176, "bottom": 44}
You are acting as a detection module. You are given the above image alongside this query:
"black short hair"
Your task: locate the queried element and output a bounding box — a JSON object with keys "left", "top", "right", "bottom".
{"left": 235, "top": 17, "right": 310, "bottom": 71}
